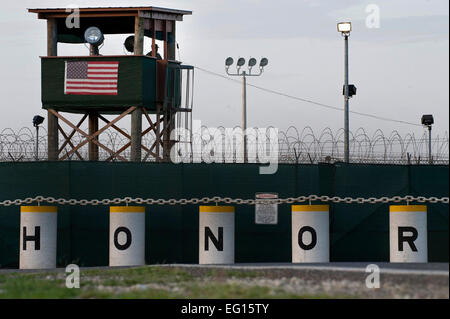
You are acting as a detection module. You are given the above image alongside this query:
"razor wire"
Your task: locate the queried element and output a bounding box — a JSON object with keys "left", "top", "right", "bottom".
{"left": 0, "top": 195, "right": 448, "bottom": 207}
{"left": 1, "top": 126, "right": 449, "bottom": 164}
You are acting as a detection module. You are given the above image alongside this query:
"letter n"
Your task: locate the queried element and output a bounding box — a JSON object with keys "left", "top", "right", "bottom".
{"left": 205, "top": 227, "right": 223, "bottom": 251}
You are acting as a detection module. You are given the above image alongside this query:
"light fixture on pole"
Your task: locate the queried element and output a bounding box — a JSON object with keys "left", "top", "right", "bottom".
{"left": 421, "top": 114, "right": 434, "bottom": 164}
{"left": 337, "top": 21, "right": 356, "bottom": 163}
{"left": 84, "top": 26, "right": 104, "bottom": 56}
{"left": 225, "top": 56, "right": 269, "bottom": 163}
{"left": 33, "top": 115, "right": 45, "bottom": 161}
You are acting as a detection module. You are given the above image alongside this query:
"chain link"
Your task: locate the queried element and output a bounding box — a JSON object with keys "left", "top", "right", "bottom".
{"left": 0, "top": 195, "right": 448, "bottom": 207}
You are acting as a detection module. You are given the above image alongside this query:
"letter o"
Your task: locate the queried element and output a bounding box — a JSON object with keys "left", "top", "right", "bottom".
{"left": 114, "top": 226, "right": 132, "bottom": 250}
{"left": 298, "top": 226, "right": 317, "bottom": 250}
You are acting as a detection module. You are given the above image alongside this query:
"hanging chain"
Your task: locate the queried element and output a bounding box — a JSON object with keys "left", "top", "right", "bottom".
{"left": 0, "top": 195, "right": 448, "bottom": 207}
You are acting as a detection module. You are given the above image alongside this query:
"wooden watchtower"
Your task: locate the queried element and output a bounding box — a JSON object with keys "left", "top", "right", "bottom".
{"left": 28, "top": 6, "right": 193, "bottom": 162}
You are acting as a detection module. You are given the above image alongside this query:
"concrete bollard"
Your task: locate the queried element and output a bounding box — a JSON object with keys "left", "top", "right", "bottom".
{"left": 199, "top": 206, "right": 235, "bottom": 264}
{"left": 20, "top": 206, "right": 58, "bottom": 269}
{"left": 390, "top": 205, "right": 427, "bottom": 263}
{"left": 291, "top": 205, "right": 329, "bottom": 263}
{"left": 109, "top": 206, "right": 146, "bottom": 266}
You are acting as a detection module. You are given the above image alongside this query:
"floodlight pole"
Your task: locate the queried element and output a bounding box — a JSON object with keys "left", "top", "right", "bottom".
{"left": 428, "top": 125, "right": 432, "bottom": 164}
{"left": 35, "top": 125, "right": 39, "bottom": 161}
{"left": 242, "top": 71, "right": 247, "bottom": 163}
{"left": 90, "top": 44, "right": 99, "bottom": 56}
{"left": 344, "top": 34, "right": 350, "bottom": 163}
{"left": 226, "top": 64, "right": 266, "bottom": 163}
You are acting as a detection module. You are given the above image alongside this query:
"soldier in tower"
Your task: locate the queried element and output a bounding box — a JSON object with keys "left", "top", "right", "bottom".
{"left": 147, "top": 43, "right": 162, "bottom": 60}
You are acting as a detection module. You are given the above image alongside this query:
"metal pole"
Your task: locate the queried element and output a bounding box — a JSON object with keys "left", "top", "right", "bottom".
{"left": 428, "top": 126, "right": 432, "bottom": 164}
{"left": 89, "top": 44, "right": 99, "bottom": 56}
{"left": 242, "top": 71, "right": 247, "bottom": 163}
{"left": 35, "top": 125, "right": 39, "bottom": 161}
{"left": 344, "top": 35, "right": 350, "bottom": 163}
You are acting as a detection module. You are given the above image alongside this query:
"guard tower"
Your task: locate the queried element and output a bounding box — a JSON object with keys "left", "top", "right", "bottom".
{"left": 28, "top": 6, "right": 194, "bottom": 162}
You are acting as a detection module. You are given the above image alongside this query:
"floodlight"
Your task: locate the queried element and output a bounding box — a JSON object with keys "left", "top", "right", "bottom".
{"left": 248, "top": 58, "right": 257, "bottom": 67}
{"left": 421, "top": 114, "right": 434, "bottom": 126}
{"left": 225, "top": 57, "right": 234, "bottom": 66}
{"left": 337, "top": 22, "right": 351, "bottom": 34}
{"left": 84, "top": 26, "right": 104, "bottom": 45}
{"left": 124, "top": 36, "right": 135, "bottom": 53}
{"left": 259, "top": 58, "right": 268, "bottom": 67}
{"left": 237, "top": 58, "right": 246, "bottom": 67}
{"left": 33, "top": 115, "right": 45, "bottom": 127}
{"left": 343, "top": 84, "right": 357, "bottom": 97}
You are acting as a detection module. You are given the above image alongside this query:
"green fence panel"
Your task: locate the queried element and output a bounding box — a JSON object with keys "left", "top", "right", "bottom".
{"left": 0, "top": 162, "right": 71, "bottom": 267}
{"left": 0, "top": 161, "right": 448, "bottom": 268}
{"left": 409, "top": 165, "right": 449, "bottom": 261}
{"left": 330, "top": 163, "right": 410, "bottom": 261}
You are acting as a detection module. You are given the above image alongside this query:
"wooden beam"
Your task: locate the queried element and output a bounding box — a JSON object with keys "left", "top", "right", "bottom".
{"left": 47, "top": 18, "right": 57, "bottom": 56}
{"left": 47, "top": 109, "right": 59, "bottom": 161}
{"left": 88, "top": 113, "right": 99, "bottom": 161}
{"left": 130, "top": 107, "right": 143, "bottom": 162}
{"left": 105, "top": 125, "right": 158, "bottom": 162}
{"left": 163, "top": 20, "right": 168, "bottom": 60}
{"left": 100, "top": 112, "right": 158, "bottom": 162}
{"left": 139, "top": 11, "right": 183, "bottom": 21}
{"left": 52, "top": 108, "right": 135, "bottom": 161}
{"left": 134, "top": 15, "right": 145, "bottom": 55}
{"left": 39, "top": 12, "right": 138, "bottom": 19}
{"left": 98, "top": 115, "right": 131, "bottom": 139}
{"left": 46, "top": 19, "right": 58, "bottom": 161}
{"left": 58, "top": 114, "right": 88, "bottom": 153}
{"left": 151, "top": 19, "right": 156, "bottom": 58}
{"left": 142, "top": 108, "right": 158, "bottom": 134}
{"left": 57, "top": 125, "right": 84, "bottom": 160}
{"left": 156, "top": 104, "right": 162, "bottom": 161}
{"left": 168, "top": 20, "right": 176, "bottom": 60}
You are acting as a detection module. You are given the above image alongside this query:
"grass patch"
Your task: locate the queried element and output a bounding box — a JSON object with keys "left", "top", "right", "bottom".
{"left": 0, "top": 266, "right": 338, "bottom": 299}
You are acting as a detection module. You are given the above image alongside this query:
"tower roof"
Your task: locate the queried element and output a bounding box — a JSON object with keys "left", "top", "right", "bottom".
{"left": 28, "top": 6, "right": 192, "bottom": 20}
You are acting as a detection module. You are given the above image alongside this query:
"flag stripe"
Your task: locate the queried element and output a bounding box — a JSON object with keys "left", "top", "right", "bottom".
{"left": 89, "top": 67, "right": 118, "bottom": 69}
{"left": 66, "top": 92, "right": 118, "bottom": 95}
{"left": 66, "top": 80, "right": 118, "bottom": 84}
{"left": 88, "top": 62, "right": 119, "bottom": 64}
{"left": 66, "top": 89, "right": 117, "bottom": 93}
{"left": 88, "top": 72, "right": 118, "bottom": 75}
{"left": 85, "top": 75, "right": 118, "bottom": 78}
{"left": 67, "top": 85, "right": 118, "bottom": 88}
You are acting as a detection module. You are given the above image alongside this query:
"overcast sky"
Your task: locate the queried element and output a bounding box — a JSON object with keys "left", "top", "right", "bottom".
{"left": 0, "top": 0, "right": 448, "bottom": 139}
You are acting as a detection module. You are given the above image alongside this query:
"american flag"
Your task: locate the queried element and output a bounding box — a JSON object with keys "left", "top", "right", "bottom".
{"left": 64, "top": 61, "right": 119, "bottom": 95}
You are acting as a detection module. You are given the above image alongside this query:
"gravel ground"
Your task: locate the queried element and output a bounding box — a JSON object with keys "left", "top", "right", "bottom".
{"left": 160, "top": 265, "right": 449, "bottom": 299}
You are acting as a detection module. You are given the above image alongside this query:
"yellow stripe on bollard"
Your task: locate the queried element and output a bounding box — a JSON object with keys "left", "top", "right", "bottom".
{"left": 292, "top": 205, "right": 329, "bottom": 212}
{"left": 390, "top": 205, "right": 427, "bottom": 212}
{"left": 20, "top": 206, "right": 58, "bottom": 213}
{"left": 199, "top": 206, "right": 235, "bottom": 213}
{"left": 110, "top": 206, "right": 145, "bottom": 213}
